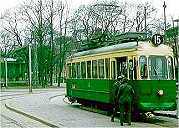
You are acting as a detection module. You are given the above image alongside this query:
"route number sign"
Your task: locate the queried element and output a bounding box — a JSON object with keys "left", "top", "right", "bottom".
{"left": 152, "top": 34, "right": 163, "bottom": 46}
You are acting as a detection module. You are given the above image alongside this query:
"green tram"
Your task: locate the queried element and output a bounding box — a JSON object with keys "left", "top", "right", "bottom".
{"left": 66, "top": 40, "right": 176, "bottom": 112}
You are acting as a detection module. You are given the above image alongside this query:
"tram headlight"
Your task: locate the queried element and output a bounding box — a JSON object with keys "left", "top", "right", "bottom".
{"left": 158, "top": 90, "right": 163, "bottom": 96}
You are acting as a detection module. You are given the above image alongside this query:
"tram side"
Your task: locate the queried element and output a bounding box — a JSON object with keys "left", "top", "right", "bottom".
{"left": 66, "top": 41, "right": 176, "bottom": 112}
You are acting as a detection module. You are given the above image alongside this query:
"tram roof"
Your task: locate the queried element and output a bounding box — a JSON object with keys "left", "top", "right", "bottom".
{"left": 69, "top": 41, "right": 173, "bottom": 59}
{"left": 71, "top": 41, "right": 138, "bottom": 58}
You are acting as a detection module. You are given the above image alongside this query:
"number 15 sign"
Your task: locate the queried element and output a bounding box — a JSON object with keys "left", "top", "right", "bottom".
{"left": 151, "top": 34, "right": 163, "bottom": 46}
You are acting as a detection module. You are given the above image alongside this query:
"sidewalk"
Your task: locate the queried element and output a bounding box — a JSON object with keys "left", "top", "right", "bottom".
{"left": 4, "top": 89, "right": 123, "bottom": 127}
{"left": 4, "top": 88, "right": 178, "bottom": 127}
{"left": 4, "top": 89, "right": 64, "bottom": 128}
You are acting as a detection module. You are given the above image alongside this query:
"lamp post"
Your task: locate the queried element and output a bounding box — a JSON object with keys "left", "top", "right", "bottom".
{"left": 29, "top": 43, "right": 32, "bottom": 93}
{"left": 5, "top": 59, "right": 7, "bottom": 88}
{"left": 163, "top": 1, "right": 167, "bottom": 31}
{"left": 144, "top": 6, "right": 147, "bottom": 35}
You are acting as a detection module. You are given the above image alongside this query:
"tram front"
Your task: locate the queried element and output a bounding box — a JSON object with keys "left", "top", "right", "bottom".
{"left": 132, "top": 41, "right": 176, "bottom": 112}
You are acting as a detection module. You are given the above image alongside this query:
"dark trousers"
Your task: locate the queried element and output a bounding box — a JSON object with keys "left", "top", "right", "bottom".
{"left": 120, "top": 102, "right": 131, "bottom": 124}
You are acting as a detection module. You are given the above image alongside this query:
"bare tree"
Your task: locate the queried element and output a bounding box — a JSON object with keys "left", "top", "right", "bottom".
{"left": 1, "top": 8, "right": 24, "bottom": 47}
{"left": 0, "top": 0, "right": 71, "bottom": 87}
{"left": 70, "top": 1, "right": 168, "bottom": 50}
{"left": 70, "top": 1, "right": 124, "bottom": 50}
{"left": 0, "top": 30, "right": 15, "bottom": 55}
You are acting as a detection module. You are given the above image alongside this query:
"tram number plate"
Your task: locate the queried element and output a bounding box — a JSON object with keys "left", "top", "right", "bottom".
{"left": 152, "top": 34, "right": 163, "bottom": 46}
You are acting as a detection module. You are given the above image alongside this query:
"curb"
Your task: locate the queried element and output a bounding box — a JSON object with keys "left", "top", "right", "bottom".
{"left": 5, "top": 104, "right": 60, "bottom": 128}
{"left": 48, "top": 94, "right": 65, "bottom": 101}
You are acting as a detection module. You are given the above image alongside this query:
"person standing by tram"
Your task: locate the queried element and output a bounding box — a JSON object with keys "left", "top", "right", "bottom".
{"left": 118, "top": 76, "right": 134, "bottom": 126}
{"left": 111, "top": 75, "right": 123, "bottom": 122}
{"left": 111, "top": 75, "right": 134, "bottom": 126}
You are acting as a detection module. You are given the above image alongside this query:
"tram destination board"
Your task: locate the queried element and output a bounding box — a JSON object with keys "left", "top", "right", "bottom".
{"left": 152, "top": 34, "right": 163, "bottom": 46}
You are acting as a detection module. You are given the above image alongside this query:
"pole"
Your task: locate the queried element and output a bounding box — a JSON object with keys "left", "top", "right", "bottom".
{"left": 163, "top": 1, "right": 167, "bottom": 31}
{"left": 33, "top": 35, "right": 38, "bottom": 88}
{"left": 29, "top": 43, "right": 32, "bottom": 93}
{"left": 5, "top": 59, "right": 7, "bottom": 88}
{"left": 144, "top": 6, "right": 147, "bottom": 35}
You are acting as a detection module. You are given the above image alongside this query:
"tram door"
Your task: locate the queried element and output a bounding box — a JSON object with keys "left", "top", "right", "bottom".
{"left": 116, "top": 57, "right": 127, "bottom": 77}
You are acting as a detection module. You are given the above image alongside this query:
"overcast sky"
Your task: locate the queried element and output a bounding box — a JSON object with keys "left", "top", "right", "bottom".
{"left": 0, "top": 0, "right": 178, "bottom": 20}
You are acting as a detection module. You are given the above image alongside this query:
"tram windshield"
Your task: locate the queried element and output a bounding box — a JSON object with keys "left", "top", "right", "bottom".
{"left": 148, "top": 56, "right": 168, "bottom": 80}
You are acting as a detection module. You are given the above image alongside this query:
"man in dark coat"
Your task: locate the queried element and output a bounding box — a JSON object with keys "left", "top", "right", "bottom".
{"left": 118, "top": 76, "right": 134, "bottom": 126}
{"left": 111, "top": 75, "right": 123, "bottom": 122}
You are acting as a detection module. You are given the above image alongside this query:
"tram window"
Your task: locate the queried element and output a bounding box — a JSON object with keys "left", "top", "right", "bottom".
{"left": 134, "top": 58, "right": 137, "bottom": 80}
{"left": 92, "top": 60, "right": 98, "bottom": 78}
{"left": 139, "top": 56, "right": 148, "bottom": 79}
{"left": 111, "top": 61, "right": 116, "bottom": 79}
{"left": 105, "top": 58, "right": 110, "bottom": 78}
{"left": 81, "top": 61, "right": 86, "bottom": 78}
{"left": 122, "top": 62, "right": 127, "bottom": 77}
{"left": 168, "top": 56, "right": 174, "bottom": 80}
{"left": 87, "top": 61, "right": 91, "bottom": 78}
{"left": 149, "top": 56, "right": 167, "bottom": 80}
{"left": 76, "top": 62, "right": 80, "bottom": 78}
{"left": 117, "top": 57, "right": 127, "bottom": 77}
{"left": 129, "top": 60, "right": 133, "bottom": 80}
{"left": 67, "top": 64, "right": 71, "bottom": 78}
{"left": 98, "top": 59, "right": 104, "bottom": 78}
{"left": 72, "top": 63, "right": 76, "bottom": 78}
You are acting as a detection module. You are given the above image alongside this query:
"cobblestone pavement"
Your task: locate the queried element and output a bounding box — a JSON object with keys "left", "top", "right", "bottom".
{"left": 0, "top": 88, "right": 60, "bottom": 128}
{"left": 0, "top": 89, "right": 51, "bottom": 128}
{"left": 1, "top": 88, "right": 178, "bottom": 127}
{"left": 0, "top": 104, "right": 49, "bottom": 128}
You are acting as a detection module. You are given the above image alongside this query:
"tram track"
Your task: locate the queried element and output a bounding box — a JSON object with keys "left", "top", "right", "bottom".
{"left": 0, "top": 91, "right": 57, "bottom": 101}
{"left": 48, "top": 93, "right": 66, "bottom": 101}
{"left": 0, "top": 92, "right": 35, "bottom": 97}
{"left": 1, "top": 96, "right": 26, "bottom": 101}
{"left": 0, "top": 93, "right": 29, "bottom": 101}
{"left": 48, "top": 93, "right": 72, "bottom": 105}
